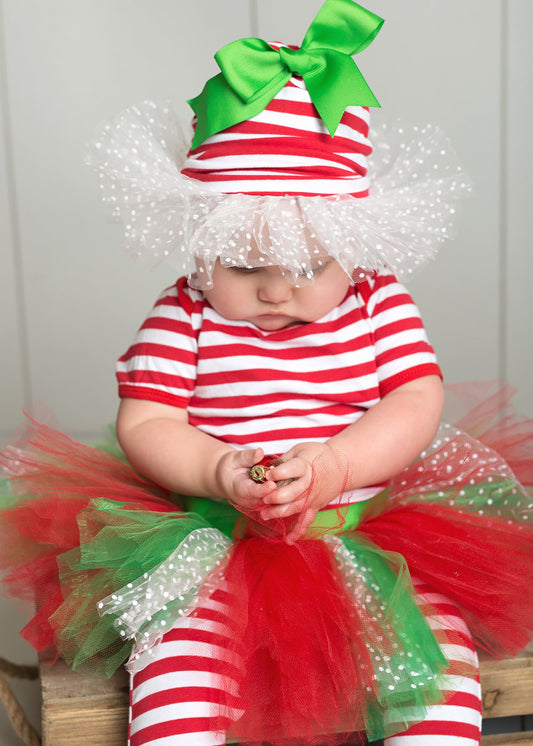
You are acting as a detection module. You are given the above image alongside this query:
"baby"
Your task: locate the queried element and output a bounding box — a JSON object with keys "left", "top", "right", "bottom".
{"left": 116, "top": 248, "right": 444, "bottom": 545}
{"left": 1, "top": 2, "right": 532, "bottom": 745}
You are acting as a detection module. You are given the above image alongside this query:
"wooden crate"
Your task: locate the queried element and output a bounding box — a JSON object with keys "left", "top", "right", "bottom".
{"left": 41, "top": 644, "right": 533, "bottom": 746}
{"left": 41, "top": 661, "right": 129, "bottom": 746}
{"left": 478, "top": 643, "right": 533, "bottom": 745}
{"left": 479, "top": 645, "right": 533, "bottom": 720}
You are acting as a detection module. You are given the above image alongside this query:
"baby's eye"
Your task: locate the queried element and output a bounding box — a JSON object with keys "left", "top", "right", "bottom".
{"left": 298, "top": 260, "right": 330, "bottom": 278}
{"left": 229, "top": 266, "right": 259, "bottom": 274}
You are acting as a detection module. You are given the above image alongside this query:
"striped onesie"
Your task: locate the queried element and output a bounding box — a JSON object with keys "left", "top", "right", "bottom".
{"left": 117, "top": 270, "right": 482, "bottom": 745}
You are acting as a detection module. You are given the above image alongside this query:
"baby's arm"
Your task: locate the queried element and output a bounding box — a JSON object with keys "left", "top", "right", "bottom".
{"left": 262, "top": 374, "right": 444, "bottom": 540}
{"left": 116, "top": 398, "right": 276, "bottom": 508}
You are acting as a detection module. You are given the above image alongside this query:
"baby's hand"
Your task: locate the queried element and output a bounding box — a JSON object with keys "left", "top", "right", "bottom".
{"left": 216, "top": 447, "right": 276, "bottom": 509}
{"left": 260, "top": 442, "right": 348, "bottom": 542}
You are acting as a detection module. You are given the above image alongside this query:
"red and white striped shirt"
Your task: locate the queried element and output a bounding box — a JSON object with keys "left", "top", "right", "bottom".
{"left": 117, "top": 271, "right": 441, "bottom": 504}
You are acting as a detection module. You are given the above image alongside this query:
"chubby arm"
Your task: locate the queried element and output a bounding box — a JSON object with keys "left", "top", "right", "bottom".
{"left": 262, "top": 374, "right": 444, "bottom": 540}
{"left": 116, "top": 398, "right": 276, "bottom": 507}
{"left": 330, "top": 373, "right": 444, "bottom": 485}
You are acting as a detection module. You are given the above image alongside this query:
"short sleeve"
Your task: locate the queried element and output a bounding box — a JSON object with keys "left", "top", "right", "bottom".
{"left": 357, "top": 271, "right": 442, "bottom": 396}
{"left": 116, "top": 278, "right": 202, "bottom": 408}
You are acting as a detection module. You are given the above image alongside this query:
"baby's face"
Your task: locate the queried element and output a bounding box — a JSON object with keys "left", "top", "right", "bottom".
{"left": 203, "top": 257, "right": 351, "bottom": 331}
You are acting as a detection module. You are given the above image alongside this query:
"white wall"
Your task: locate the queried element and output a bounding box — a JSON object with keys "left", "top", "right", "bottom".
{"left": 0, "top": 2, "right": 531, "bottom": 743}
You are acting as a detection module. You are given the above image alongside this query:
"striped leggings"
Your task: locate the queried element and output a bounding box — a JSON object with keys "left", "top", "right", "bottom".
{"left": 128, "top": 578, "right": 482, "bottom": 746}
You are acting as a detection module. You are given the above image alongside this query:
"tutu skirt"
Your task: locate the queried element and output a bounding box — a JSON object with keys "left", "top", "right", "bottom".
{"left": 1, "top": 383, "right": 532, "bottom": 743}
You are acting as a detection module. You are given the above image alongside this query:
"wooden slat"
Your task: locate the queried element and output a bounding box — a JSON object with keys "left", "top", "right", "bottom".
{"left": 41, "top": 646, "right": 533, "bottom": 745}
{"left": 42, "top": 706, "right": 129, "bottom": 746}
{"left": 479, "top": 644, "right": 533, "bottom": 719}
{"left": 482, "top": 732, "right": 533, "bottom": 746}
{"left": 40, "top": 661, "right": 128, "bottom": 746}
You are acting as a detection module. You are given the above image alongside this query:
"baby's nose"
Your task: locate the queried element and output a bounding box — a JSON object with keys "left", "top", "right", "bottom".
{"left": 258, "top": 270, "right": 293, "bottom": 304}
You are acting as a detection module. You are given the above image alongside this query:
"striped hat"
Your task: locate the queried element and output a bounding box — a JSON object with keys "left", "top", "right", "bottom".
{"left": 181, "top": 50, "right": 373, "bottom": 199}
{"left": 87, "top": 0, "right": 470, "bottom": 287}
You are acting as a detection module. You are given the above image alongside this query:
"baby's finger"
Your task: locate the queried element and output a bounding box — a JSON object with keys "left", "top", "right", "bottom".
{"left": 262, "top": 478, "right": 308, "bottom": 505}
{"left": 236, "top": 447, "right": 264, "bottom": 469}
{"left": 233, "top": 475, "right": 275, "bottom": 506}
{"left": 260, "top": 498, "right": 306, "bottom": 521}
{"left": 285, "top": 508, "right": 318, "bottom": 544}
{"left": 230, "top": 484, "right": 274, "bottom": 511}
{"left": 267, "top": 457, "right": 305, "bottom": 483}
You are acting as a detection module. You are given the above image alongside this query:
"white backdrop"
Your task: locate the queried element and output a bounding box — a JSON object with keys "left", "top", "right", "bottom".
{"left": 0, "top": 1, "right": 532, "bottom": 743}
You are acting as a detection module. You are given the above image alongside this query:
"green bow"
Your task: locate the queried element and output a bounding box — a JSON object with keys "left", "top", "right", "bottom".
{"left": 188, "top": 0, "right": 384, "bottom": 149}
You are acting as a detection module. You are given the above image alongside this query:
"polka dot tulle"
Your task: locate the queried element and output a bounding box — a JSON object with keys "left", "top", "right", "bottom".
{"left": 390, "top": 423, "right": 532, "bottom": 523}
{"left": 0, "top": 386, "right": 531, "bottom": 728}
{"left": 86, "top": 100, "right": 472, "bottom": 288}
{"left": 327, "top": 535, "right": 448, "bottom": 699}
{"left": 87, "top": 420, "right": 532, "bottom": 676}
{"left": 98, "top": 527, "right": 231, "bottom": 670}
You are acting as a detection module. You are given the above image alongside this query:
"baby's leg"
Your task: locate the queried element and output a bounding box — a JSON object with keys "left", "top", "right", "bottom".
{"left": 384, "top": 578, "right": 482, "bottom": 745}
{"left": 127, "top": 576, "right": 481, "bottom": 745}
{"left": 128, "top": 587, "right": 244, "bottom": 746}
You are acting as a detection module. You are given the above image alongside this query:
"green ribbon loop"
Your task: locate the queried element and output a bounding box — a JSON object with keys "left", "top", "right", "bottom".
{"left": 188, "top": 0, "right": 384, "bottom": 149}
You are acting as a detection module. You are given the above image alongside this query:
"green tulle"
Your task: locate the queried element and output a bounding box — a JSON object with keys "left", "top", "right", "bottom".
{"left": 47, "top": 422, "right": 475, "bottom": 731}
{"left": 181, "top": 494, "right": 240, "bottom": 538}
{"left": 52, "top": 495, "right": 453, "bottom": 738}
{"left": 0, "top": 477, "right": 16, "bottom": 508}
{"left": 53, "top": 499, "right": 214, "bottom": 676}
{"left": 337, "top": 536, "right": 448, "bottom": 738}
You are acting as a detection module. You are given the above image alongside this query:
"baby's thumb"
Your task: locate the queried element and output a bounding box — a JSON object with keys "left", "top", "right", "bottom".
{"left": 238, "top": 447, "right": 264, "bottom": 467}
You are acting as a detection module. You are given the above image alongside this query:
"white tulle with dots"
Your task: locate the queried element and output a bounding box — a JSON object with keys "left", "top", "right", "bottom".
{"left": 86, "top": 100, "right": 472, "bottom": 289}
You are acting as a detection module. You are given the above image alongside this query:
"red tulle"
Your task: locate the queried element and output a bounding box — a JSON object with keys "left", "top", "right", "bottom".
{"left": 359, "top": 503, "right": 533, "bottom": 658}
{"left": 222, "top": 538, "right": 379, "bottom": 745}
{"left": 0, "top": 417, "right": 173, "bottom": 508}
{"left": 0, "top": 418, "right": 176, "bottom": 658}
{"left": 445, "top": 381, "right": 533, "bottom": 486}
{"left": 0, "top": 382, "right": 531, "bottom": 740}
